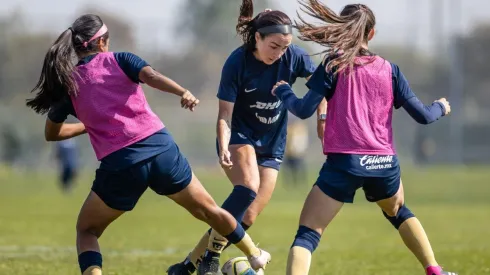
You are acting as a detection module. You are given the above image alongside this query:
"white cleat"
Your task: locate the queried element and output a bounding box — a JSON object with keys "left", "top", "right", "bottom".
{"left": 247, "top": 249, "right": 271, "bottom": 271}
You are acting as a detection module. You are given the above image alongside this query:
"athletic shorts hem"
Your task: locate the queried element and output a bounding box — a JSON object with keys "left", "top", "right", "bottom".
{"left": 314, "top": 182, "right": 354, "bottom": 203}
{"left": 91, "top": 187, "right": 136, "bottom": 212}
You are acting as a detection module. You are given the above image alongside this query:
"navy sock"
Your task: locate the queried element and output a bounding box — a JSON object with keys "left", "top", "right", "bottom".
{"left": 240, "top": 222, "right": 251, "bottom": 231}
{"left": 224, "top": 222, "right": 246, "bottom": 244}
{"left": 221, "top": 185, "right": 257, "bottom": 222}
{"left": 78, "top": 251, "right": 102, "bottom": 274}
{"left": 204, "top": 186, "right": 256, "bottom": 258}
{"left": 223, "top": 222, "right": 251, "bottom": 250}
{"left": 207, "top": 185, "right": 256, "bottom": 235}
{"left": 383, "top": 204, "right": 415, "bottom": 229}
{"left": 291, "top": 225, "right": 321, "bottom": 253}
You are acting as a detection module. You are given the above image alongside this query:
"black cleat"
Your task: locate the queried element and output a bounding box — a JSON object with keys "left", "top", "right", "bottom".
{"left": 197, "top": 251, "right": 222, "bottom": 275}
{"left": 167, "top": 259, "right": 196, "bottom": 275}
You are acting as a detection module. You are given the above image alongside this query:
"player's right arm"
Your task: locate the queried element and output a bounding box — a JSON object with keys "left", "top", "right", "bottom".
{"left": 45, "top": 98, "right": 86, "bottom": 141}
{"left": 217, "top": 100, "right": 234, "bottom": 169}
{"left": 216, "top": 52, "right": 240, "bottom": 169}
{"left": 45, "top": 120, "right": 86, "bottom": 141}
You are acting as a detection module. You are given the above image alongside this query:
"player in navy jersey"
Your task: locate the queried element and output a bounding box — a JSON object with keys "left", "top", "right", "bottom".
{"left": 269, "top": 2, "right": 457, "bottom": 275}
{"left": 27, "top": 14, "right": 271, "bottom": 275}
{"left": 167, "top": 1, "right": 324, "bottom": 275}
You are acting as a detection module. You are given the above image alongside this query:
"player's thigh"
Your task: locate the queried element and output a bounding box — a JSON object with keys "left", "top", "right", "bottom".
{"left": 76, "top": 191, "right": 125, "bottom": 237}
{"left": 148, "top": 141, "right": 193, "bottom": 197}
{"left": 224, "top": 144, "right": 261, "bottom": 192}
{"left": 362, "top": 168, "right": 404, "bottom": 216}
{"left": 166, "top": 173, "right": 221, "bottom": 221}
{"left": 244, "top": 165, "right": 279, "bottom": 221}
{"left": 314, "top": 162, "right": 363, "bottom": 204}
{"left": 91, "top": 162, "right": 150, "bottom": 212}
{"left": 375, "top": 180, "right": 405, "bottom": 216}
{"left": 299, "top": 185, "right": 344, "bottom": 235}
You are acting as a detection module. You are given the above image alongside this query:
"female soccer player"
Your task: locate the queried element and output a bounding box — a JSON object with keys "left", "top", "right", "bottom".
{"left": 26, "top": 14, "right": 270, "bottom": 275}
{"left": 167, "top": 1, "right": 322, "bottom": 274}
{"left": 271, "top": 2, "right": 458, "bottom": 275}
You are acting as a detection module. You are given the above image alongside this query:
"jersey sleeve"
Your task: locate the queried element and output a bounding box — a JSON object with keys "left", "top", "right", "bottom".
{"left": 274, "top": 84, "right": 325, "bottom": 119}
{"left": 291, "top": 45, "right": 316, "bottom": 78}
{"left": 217, "top": 52, "right": 241, "bottom": 103}
{"left": 113, "top": 52, "right": 150, "bottom": 83}
{"left": 392, "top": 63, "right": 416, "bottom": 109}
{"left": 391, "top": 63, "right": 446, "bottom": 124}
{"left": 47, "top": 97, "right": 76, "bottom": 123}
{"left": 305, "top": 57, "right": 336, "bottom": 100}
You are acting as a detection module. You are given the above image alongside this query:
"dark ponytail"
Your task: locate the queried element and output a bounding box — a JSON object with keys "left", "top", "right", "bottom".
{"left": 27, "top": 14, "right": 108, "bottom": 114}
{"left": 26, "top": 29, "right": 76, "bottom": 114}
{"left": 235, "top": 0, "right": 292, "bottom": 51}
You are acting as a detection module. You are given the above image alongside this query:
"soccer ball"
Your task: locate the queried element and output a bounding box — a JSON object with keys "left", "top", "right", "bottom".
{"left": 221, "top": 257, "right": 265, "bottom": 275}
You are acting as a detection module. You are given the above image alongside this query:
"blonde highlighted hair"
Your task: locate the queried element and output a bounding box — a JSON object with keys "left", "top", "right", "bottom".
{"left": 295, "top": 1, "right": 376, "bottom": 73}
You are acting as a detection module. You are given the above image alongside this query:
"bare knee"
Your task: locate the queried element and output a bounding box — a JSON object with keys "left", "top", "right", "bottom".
{"left": 240, "top": 178, "right": 260, "bottom": 194}
{"left": 383, "top": 204, "right": 400, "bottom": 217}
{"left": 378, "top": 188, "right": 405, "bottom": 217}
{"left": 382, "top": 199, "right": 405, "bottom": 217}
{"left": 76, "top": 221, "right": 105, "bottom": 238}
{"left": 242, "top": 209, "right": 259, "bottom": 226}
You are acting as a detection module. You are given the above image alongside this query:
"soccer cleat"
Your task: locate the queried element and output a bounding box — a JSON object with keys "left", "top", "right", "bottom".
{"left": 167, "top": 258, "right": 196, "bottom": 275}
{"left": 426, "top": 265, "right": 458, "bottom": 275}
{"left": 247, "top": 249, "right": 271, "bottom": 271}
{"left": 197, "top": 251, "right": 222, "bottom": 275}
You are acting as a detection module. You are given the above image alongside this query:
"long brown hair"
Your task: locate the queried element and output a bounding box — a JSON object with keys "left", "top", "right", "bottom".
{"left": 236, "top": 0, "right": 292, "bottom": 51}
{"left": 295, "top": 1, "right": 376, "bottom": 73}
{"left": 27, "top": 14, "right": 109, "bottom": 114}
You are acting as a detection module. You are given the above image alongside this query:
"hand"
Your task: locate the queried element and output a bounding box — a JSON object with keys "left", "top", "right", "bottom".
{"left": 219, "top": 149, "right": 233, "bottom": 169}
{"left": 264, "top": 8, "right": 272, "bottom": 12}
{"left": 271, "top": 80, "right": 289, "bottom": 96}
{"left": 181, "top": 90, "right": 200, "bottom": 112}
{"left": 435, "top": 97, "right": 451, "bottom": 115}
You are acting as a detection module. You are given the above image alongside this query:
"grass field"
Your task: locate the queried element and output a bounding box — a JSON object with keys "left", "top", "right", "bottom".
{"left": 0, "top": 165, "right": 489, "bottom": 275}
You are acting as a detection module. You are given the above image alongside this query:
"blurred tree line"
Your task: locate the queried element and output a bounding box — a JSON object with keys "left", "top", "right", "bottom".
{"left": 1, "top": 0, "right": 489, "bottom": 170}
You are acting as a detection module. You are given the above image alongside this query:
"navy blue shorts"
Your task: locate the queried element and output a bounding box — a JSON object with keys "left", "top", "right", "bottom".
{"left": 315, "top": 161, "right": 401, "bottom": 203}
{"left": 216, "top": 131, "right": 284, "bottom": 171}
{"left": 92, "top": 141, "right": 192, "bottom": 211}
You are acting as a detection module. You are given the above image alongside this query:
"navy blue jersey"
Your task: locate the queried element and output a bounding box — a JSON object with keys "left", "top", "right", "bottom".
{"left": 217, "top": 45, "right": 316, "bottom": 146}
{"left": 47, "top": 52, "right": 171, "bottom": 171}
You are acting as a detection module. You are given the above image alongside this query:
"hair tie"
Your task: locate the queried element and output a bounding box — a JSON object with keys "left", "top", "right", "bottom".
{"left": 82, "top": 23, "right": 108, "bottom": 48}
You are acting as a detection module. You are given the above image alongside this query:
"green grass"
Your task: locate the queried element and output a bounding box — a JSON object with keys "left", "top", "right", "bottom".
{"left": 0, "top": 165, "right": 489, "bottom": 274}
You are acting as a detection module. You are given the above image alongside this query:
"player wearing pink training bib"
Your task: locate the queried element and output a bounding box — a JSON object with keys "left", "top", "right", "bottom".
{"left": 26, "top": 14, "right": 270, "bottom": 275}
{"left": 271, "top": 2, "right": 457, "bottom": 275}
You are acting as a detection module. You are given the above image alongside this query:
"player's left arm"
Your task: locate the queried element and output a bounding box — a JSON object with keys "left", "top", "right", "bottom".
{"left": 274, "top": 55, "right": 332, "bottom": 120}
{"left": 272, "top": 81, "right": 324, "bottom": 119}
{"left": 316, "top": 98, "right": 327, "bottom": 145}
